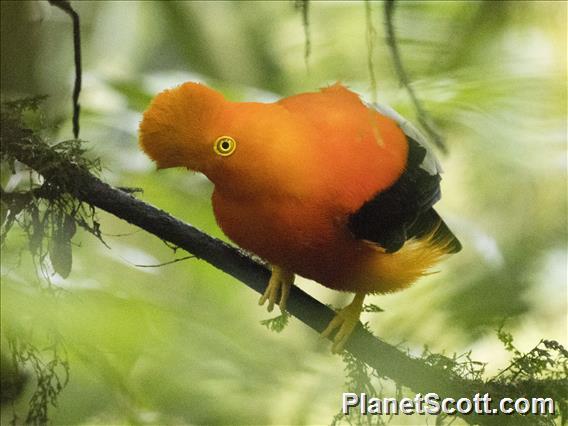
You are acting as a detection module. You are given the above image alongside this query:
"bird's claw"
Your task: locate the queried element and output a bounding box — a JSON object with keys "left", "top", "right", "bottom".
{"left": 259, "top": 266, "right": 294, "bottom": 313}
{"left": 321, "top": 293, "right": 365, "bottom": 353}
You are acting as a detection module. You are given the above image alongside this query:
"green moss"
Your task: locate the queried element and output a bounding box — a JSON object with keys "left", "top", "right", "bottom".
{"left": 260, "top": 312, "right": 290, "bottom": 333}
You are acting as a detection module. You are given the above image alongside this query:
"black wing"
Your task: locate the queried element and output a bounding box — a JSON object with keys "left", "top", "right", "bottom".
{"left": 348, "top": 137, "right": 461, "bottom": 253}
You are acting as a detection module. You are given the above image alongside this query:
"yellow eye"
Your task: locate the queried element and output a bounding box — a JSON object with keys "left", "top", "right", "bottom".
{"left": 214, "top": 136, "right": 236, "bottom": 156}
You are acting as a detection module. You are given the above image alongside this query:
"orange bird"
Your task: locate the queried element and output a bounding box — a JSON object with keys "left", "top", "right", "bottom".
{"left": 139, "top": 82, "right": 461, "bottom": 352}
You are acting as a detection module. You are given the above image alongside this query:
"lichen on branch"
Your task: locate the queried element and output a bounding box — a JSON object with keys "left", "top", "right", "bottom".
{"left": 1, "top": 99, "right": 102, "bottom": 281}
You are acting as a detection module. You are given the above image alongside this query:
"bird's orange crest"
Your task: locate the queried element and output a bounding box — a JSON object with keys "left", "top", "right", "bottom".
{"left": 139, "top": 82, "right": 227, "bottom": 171}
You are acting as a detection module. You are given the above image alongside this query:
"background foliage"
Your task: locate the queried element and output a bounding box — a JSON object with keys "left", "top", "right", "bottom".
{"left": 1, "top": 1, "right": 566, "bottom": 424}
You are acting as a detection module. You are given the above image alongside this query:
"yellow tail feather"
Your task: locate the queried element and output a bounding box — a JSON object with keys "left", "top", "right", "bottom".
{"left": 363, "top": 221, "right": 457, "bottom": 294}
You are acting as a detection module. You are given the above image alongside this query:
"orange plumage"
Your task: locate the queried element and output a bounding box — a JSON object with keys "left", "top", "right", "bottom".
{"left": 139, "top": 82, "right": 460, "bottom": 351}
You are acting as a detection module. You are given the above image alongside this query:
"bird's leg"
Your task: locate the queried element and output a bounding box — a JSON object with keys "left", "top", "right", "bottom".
{"left": 321, "top": 292, "right": 365, "bottom": 353}
{"left": 259, "top": 266, "right": 295, "bottom": 313}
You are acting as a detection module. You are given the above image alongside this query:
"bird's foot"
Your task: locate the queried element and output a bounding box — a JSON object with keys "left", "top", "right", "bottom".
{"left": 259, "top": 266, "right": 294, "bottom": 313}
{"left": 321, "top": 293, "right": 365, "bottom": 353}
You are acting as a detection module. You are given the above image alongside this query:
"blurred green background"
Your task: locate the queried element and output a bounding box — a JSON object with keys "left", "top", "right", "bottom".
{"left": 1, "top": 1, "right": 566, "bottom": 424}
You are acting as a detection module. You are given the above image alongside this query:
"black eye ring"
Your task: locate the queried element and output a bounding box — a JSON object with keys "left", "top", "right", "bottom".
{"left": 214, "top": 136, "right": 236, "bottom": 156}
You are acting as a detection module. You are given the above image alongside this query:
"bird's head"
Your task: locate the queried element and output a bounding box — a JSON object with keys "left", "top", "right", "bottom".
{"left": 139, "top": 82, "right": 230, "bottom": 173}
{"left": 139, "top": 82, "right": 314, "bottom": 194}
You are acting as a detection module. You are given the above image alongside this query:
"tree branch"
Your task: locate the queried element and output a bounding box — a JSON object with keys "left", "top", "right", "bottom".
{"left": 2, "top": 120, "right": 565, "bottom": 425}
{"left": 383, "top": 0, "right": 446, "bottom": 153}
{"left": 294, "top": 0, "right": 311, "bottom": 70}
{"left": 48, "top": 0, "right": 82, "bottom": 139}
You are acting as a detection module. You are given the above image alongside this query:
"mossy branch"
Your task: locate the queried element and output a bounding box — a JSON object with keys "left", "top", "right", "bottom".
{"left": 2, "top": 113, "right": 566, "bottom": 426}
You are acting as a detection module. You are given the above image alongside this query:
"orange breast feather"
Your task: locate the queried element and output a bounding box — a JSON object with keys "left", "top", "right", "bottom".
{"left": 212, "top": 84, "right": 421, "bottom": 293}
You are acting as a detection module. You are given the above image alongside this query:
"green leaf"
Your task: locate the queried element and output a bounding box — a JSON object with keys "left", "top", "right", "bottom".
{"left": 48, "top": 213, "right": 74, "bottom": 279}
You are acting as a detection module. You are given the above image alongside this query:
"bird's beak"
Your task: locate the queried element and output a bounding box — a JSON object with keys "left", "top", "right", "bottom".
{"left": 154, "top": 157, "right": 182, "bottom": 170}
{"left": 155, "top": 164, "right": 194, "bottom": 172}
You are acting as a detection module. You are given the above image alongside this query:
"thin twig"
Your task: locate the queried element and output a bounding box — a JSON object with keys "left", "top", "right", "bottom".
{"left": 365, "top": 0, "right": 378, "bottom": 103}
{"left": 134, "top": 255, "right": 195, "bottom": 268}
{"left": 383, "top": 0, "right": 446, "bottom": 152}
{"left": 48, "top": 1, "right": 82, "bottom": 139}
{"left": 295, "top": 0, "right": 311, "bottom": 70}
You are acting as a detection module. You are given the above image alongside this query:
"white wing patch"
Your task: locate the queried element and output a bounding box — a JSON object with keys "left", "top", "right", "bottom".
{"left": 370, "top": 102, "right": 442, "bottom": 176}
